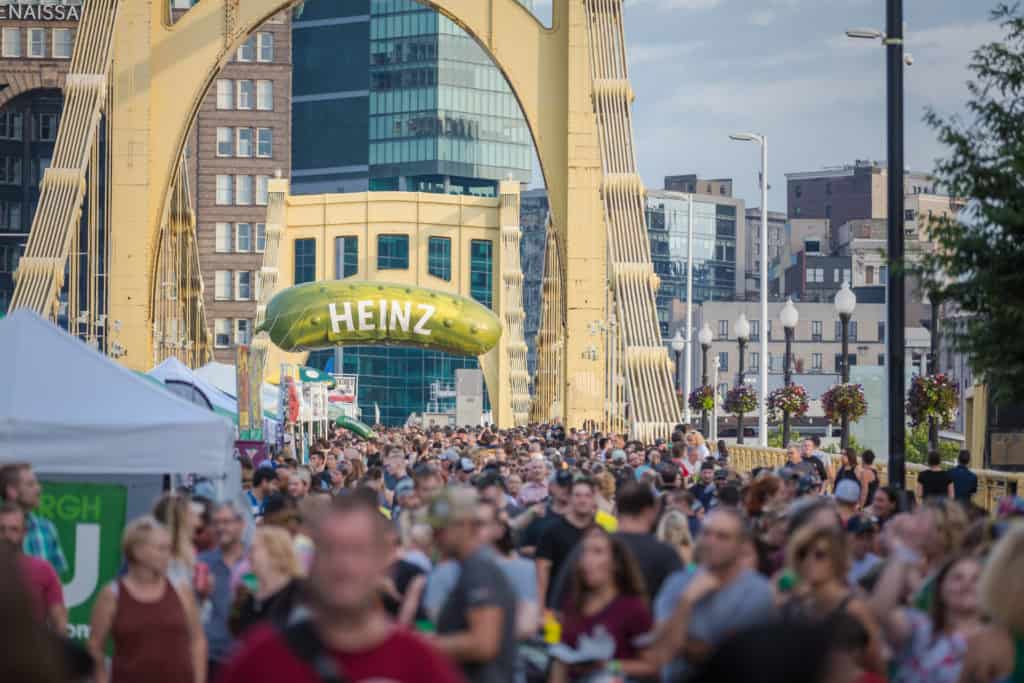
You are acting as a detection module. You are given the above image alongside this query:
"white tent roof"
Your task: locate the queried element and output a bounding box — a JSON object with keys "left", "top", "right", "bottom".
{"left": 194, "top": 361, "right": 279, "bottom": 418}
{"left": 0, "top": 310, "right": 235, "bottom": 476}
{"left": 149, "top": 357, "right": 237, "bottom": 419}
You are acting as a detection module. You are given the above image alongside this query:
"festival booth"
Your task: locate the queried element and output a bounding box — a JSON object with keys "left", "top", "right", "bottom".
{"left": 150, "top": 357, "right": 280, "bottom": 445}
{"left": 0, "top": 310, "right": 237, "bottom": 639}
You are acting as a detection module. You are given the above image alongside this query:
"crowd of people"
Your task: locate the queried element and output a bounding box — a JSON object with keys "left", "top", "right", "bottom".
{"left": 2, "top": 423, "right": 1024, "bottom": 683}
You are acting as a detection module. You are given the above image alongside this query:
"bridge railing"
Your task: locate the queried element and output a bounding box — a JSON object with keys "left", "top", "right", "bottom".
{"left": 727, "top": 445, "right": 1022, "bottom": 514}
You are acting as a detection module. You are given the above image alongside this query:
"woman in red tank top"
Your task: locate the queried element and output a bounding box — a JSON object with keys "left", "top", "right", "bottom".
{"left": 87, "top": 516, "right": 206, "bottom": 683}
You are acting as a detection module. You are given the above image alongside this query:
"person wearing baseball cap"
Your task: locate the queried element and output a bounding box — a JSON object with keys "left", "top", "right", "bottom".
{"left": 834, "top": 479, "right": 861, "bottom": 526}
{"left": 427, "top": 489, "right": 518, "bottom": 683}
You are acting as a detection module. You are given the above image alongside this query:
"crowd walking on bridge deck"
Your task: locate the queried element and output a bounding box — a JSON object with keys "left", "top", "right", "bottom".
{"left": 2, "top": 423, "right": 1024, "bottom": 683}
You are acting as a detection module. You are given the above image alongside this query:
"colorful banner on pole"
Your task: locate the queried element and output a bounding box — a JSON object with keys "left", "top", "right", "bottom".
{"left": 38, "top": 481, "right": 127, "bottom": 641}
{"left": 248, "top": 351, "right": 264, "bottom": 441}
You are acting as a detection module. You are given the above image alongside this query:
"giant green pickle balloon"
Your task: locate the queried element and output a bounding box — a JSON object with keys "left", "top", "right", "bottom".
{"left": 258, "top": 281, "right": 502, "bottom": 356}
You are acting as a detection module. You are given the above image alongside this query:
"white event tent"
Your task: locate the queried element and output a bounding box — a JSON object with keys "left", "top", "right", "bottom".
{"left": 0, "top": 310, "right": 235, "bottom": 479}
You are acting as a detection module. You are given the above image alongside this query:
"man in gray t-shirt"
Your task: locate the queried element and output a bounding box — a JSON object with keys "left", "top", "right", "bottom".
{"left": 653, "top": 509, "right": 777, "bottom": 682}
{"left": 429, "top": 488, "right": 518, "bottom": 683}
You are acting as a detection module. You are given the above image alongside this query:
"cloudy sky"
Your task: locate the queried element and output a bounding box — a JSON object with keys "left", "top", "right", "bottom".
{"left": 527, "top": 0, "right": 1002, "bottom": 211}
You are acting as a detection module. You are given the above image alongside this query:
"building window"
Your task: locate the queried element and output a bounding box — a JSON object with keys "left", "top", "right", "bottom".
{"left": 811, "top": 320, "right": 823, "bottom": 342}
{"left": 216, "top": 127, "right": 233, "bottom": 157}
{"left": 215, "top": 223, "right": 232, "bottom": 252}
{"left": 428, "top": 236, "right": 451, "bottom": 281}
{"left": 879, "top": 354, "right": 886, "bottom": 366}
{"left": 835, "top": 320, "right": 858, "bottom": 341}
{"left": 750, "top": 352, "right": 759, "bottom": 371}
{"left": 805, "top": 240, "right": 820, "bottom": 254}
{"left": 214, "top": 271, "right": 232, "bottom": 300}
{"left": 256, "top": 80, "right": 273, "bottom": 111}
{"left": 0, "top": 201, "right": 21, "bottom": 231}
{"left": 235, "top": 223, "right": 252, "bottom": 252}
{"left": 865, "top": 265, "right": 875, "bottom": 284}
{"left": 877, "top": 321, "right": 885, "bottom": 343}
{"left": 879, "top": 266, "right": 888, "bottom": 284}
{"left": 750, "top": 319, "right": 760, "bottom": 341}
{"left": 237, "top": 35, "right": 256, "bottom": 62}
{"left": 52, "top": 29, "right": 73, "bottom": 59}
{"left": 35, "top": 114, "right": 58, "bottom": 141}
{"left": 214, "top": 319, "right": 231, "bottom": 348}
{"left": 255, "top": 175, "right": 269, "bottom": 206}
{"left": 237, "top": 80, "right": 254, "bottom": 110}
{"left": 844, "top": 268, "right": 851, "bottom": 284}
{"left": 27, "top": 28, "right": 45, "bottom": 58}
{"left": 0, "top": 157, "right": 22, "bottom": 185}
{"left": 216, "top": 79, "right": 234, "bottom": 109}
{"left": 294, "top": 238, "right": 317, "bottom": 284}
{"left": 718, "top": 383, "right": 729, "bottom": 400}
{"left": 257, "top": 32, "right": 274, "bottom": 62}
{"left": 236, "top": 127, "right": 253, "bottom": 157}
{"left": 794, "top": 184, "right": 802, "bottom": 198}
{"left": 334, "top": 236, "right": 358, "bottom": 279}
{"left": 718, "top": 351, "right": 729, "bottom": 371}
{"left": 470, "top": 239, "right": 494, "bottom": 309}
{"left": 255, "top": 223, "right": 266, "bottom": 252}
{"left": 812, "top": 353, "right": 822, "bottom": 370}
{"left": 767, "top": 320, "right": 773, "bottom": 341}
{"left": 2, "top": 27, "right": 21, "bottom": 58}
{"left": 718, "top": 320, "right": 728, "bottom": 339}
{"left": 215, "top": 175, "right": 233, "bottom": 205}
{"left": 377, "top": 234, "right": 409, "bottom": 270}
{"left": 0, "top": 112, "right": 23, "bottom": 141}
{"left": 235, "top": 175, "right": 253, "bottom": 205}
{"left": 235, "top": 319, "right": 252, "bottom": 345}
{"left": 235, "top": 271, "right": 252, "bottom": 301}
{"left": 256, "top": 128, "right": 272, "bottom": 158}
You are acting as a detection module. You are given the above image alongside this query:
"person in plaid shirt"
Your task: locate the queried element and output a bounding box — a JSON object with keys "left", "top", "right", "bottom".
{"left": 1, "top": 463, "right": 68, "bottom": 575}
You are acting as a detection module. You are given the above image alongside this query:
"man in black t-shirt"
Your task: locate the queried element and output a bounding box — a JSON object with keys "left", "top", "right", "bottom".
{"left": 516, "top": 469, "right": 573, "bottom": 556}
{"left": 535, "top": 476, "right": 596, "bottom": 606}
{"left": 429, "top": 488, "right": 517, "bottom": 683}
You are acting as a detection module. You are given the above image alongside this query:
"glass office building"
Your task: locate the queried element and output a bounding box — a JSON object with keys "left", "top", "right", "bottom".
{"left": 367, "top": 0, "right": 533, "bottom": 194}
{"left": 646, "top": 191, "right": 740, "bottom": 338}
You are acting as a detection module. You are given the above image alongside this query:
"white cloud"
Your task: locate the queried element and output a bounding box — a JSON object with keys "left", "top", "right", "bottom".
{"left": 625, "top": 0, "right": 722, "bottom": 10}
{"left": 747, "top": 10, "right": 775, "bottom": 26}
{"left": 628, "top": 41, "right": 707, "bottom": 66}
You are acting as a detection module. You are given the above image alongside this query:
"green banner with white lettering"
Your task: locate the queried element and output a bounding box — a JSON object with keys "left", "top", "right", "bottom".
{"left": 38, "top": 481, "right": 127, "bottom": 641}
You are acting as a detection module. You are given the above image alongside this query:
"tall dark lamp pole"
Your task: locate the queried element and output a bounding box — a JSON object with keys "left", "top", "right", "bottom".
{"left": 845, "top": 0, "right": 906, "bottom": 487}
{"left": 698, "top": 322, "right": 713, "bottom": 437}
{"left": 924, "top": 291, "right": 940, "bottom": 450}
{"left": 779, "top": 298, "right": 800, "bottom": 448}
{"left": 670, "top": 330, "right": 686, "bottom": 416}
{"left": 735, "top": 313, "right": 751, "bottom": 444}
{"left": 835, "top": 282, "right": 857, "bottom": 450}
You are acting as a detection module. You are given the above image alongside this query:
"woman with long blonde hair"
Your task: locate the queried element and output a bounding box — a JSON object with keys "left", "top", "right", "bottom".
{"left": 656, "top": 509, "right": 694, "bottom": 567}
{"left": 152, "top": 492, "right": 200, "bottom": 587}
{"left": 230, "top": 526, "right": 304, "bottom": 637}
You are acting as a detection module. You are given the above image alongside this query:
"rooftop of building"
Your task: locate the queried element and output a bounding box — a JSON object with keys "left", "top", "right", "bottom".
{"left": 785, "top": 160, "right": 932, "bottom": 181}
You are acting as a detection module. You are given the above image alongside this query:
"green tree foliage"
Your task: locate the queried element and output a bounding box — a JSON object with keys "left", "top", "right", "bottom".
{"left": 905, "top": 424, "right": 961, "bottom": 465}
{"left": 916, "top": 4, "right": 1024, "bottom": 404}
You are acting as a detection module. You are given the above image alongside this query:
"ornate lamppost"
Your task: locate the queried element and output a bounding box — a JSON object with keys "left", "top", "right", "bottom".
{"left": 735, "top": 313, "right": 751, "bottom": 444}
{"left": 670, "top": 329, "right": 686, "bottom": 418}
{"left": 834, "top": 282, "right": 857, "bottom": 450}
{"left": 698, "top": 322, "right": 713, "bottom": 436}
{"left": 779, "top": 298, "right": 800, "bottom": 447}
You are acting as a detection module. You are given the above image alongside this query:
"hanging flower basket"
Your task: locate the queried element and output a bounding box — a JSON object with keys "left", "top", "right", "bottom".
{"left": 766, "top": 384, "right": 809, "bottom": 423}
{"left": 688, "top": 385, "right": 715, "bottom": 413}
{"left": 724, "top": 385, "right": 758, "bottom": 416}
{"left": 821, "top": 383, "right": 867, "bottom": 424}
{"left": 906, "top": 373, "right": 959, "bottom": 428}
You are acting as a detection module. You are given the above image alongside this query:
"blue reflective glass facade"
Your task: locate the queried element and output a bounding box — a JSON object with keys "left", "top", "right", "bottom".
{"left": 334, "top": 236, "right": 359, "bottom": 278}
{"left": 368, "top": 0, "right": 532, "bottom": 194}
{"left": 377, "top": 234, "right": 409, "bottom": 270}
{"left": 428, "top": 236, "right": 451, "bottom": 280}
{"left": 294, "top": 238, "right": 317, "bottom": 284}
{"left": 646, "top": 192, "right": 739, "bottom": 338}
{"left": 470, "top": 239, "right": 493, "bottom": 309}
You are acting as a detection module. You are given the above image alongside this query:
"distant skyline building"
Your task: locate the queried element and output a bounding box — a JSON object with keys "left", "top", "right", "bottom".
{"left": 645, "top": 188, "right": 745, "bottom": 339}
{"left": 520, "top": 188, "right": 548, "bottom": 377}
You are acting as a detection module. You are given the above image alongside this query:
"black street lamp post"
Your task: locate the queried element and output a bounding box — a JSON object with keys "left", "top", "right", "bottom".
{"left": 835, "top": 282, "right": 857, "bottom": 451}
{"left": 780, "top": 298, "right": 799, "bottom": 448}
{"left": 699, "top": 323, "right": 713, "bottom": 437}
{"left": 735, "top": 314, "right": 751, "bottom": 445}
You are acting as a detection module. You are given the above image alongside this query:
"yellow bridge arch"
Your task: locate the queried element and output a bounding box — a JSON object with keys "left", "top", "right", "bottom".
{"left": 13, "top": 0, "right": 679, "bottom": 439}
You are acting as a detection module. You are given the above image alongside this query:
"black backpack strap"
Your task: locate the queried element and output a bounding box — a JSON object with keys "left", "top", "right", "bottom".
{"left": 278, "top": 607, "right": 349, "bottom": 683}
